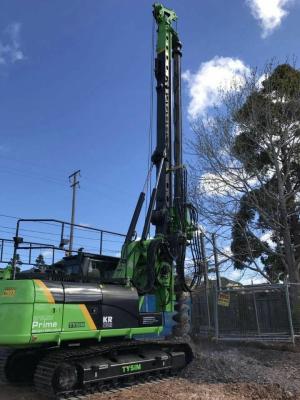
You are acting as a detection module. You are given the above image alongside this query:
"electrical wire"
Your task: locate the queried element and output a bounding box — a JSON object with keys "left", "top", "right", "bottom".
{"left": 0, "top": 214, "right": 124, "bottom": 237}
{"left": 0, "top": 224, "right": 123, "bottom": 244}
{"left": 0, "top": 164, "right": 131, "bottom": 206}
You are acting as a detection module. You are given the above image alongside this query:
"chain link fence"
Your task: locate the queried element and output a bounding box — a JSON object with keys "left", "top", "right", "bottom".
{"left": 191, "top": 283, "right": 300, "bottom": 343}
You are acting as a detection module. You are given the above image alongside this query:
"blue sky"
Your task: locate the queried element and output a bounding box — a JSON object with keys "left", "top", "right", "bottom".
{"left": 1, "top": 0, "right": 300, "bottom": 265}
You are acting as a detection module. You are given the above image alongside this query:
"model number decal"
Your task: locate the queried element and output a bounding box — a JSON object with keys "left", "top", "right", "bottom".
{"left": 69, "top": 322, "right": 86, "bottom": 329}
{"left": 2, "top": 288, "right": 16, "bottom": 297}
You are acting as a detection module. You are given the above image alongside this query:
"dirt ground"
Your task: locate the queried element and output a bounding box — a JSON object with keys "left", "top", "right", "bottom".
{"left": 1, "top": 340, "right": 300, "bottom": 400}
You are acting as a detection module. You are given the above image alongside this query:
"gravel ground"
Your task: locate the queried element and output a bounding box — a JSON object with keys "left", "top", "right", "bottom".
{"left": 1, "top": 341, "right": 300, "bottom": 400}
{"left": 183, "top": 340, "right": 300, "bottom": 394}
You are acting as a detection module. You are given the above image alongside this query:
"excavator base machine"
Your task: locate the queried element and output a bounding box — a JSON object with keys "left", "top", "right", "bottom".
{"left": 0, "top": 3, "right": 201, "bottom": 398}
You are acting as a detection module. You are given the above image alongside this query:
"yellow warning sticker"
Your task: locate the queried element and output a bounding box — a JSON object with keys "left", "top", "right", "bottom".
{"left": 218, "top": 292, "right": 230, "bottom": 307}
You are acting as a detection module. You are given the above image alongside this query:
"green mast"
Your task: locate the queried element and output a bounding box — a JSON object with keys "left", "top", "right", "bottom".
{"left": 153, "top": 3, "right": 177, "bottom": 52}
{"left": 152, "top": 3, "right": 178, "bottom": 235}
{"left": 115, "top": 4, "right": 195, "bottom": 314}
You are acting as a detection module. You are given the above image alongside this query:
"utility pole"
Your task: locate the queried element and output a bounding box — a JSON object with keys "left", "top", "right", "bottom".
{"left": 69, "top": 170, "right": 80, "bottom": 253}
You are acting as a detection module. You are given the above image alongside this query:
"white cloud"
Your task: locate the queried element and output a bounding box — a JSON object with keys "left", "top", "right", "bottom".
{"left": 260, "top": 231, "right": 272, "bottom": 243}
{"left": 183, "top": 56, "right": 250, "bottom": 119}
{"left": 227, "top": 269, "right": 243, "bottom": 281}
{"left": 220, "top": 245, "right": 232, "bottom": 258}
{"left": 260, "top": 231, "right": 276, "bottom": 248}
{"left": 225, "top": 267, "right": 267, "bottom": 285}
{"left": 0, "top": 22, "right": 24, "bottom": 65}
{"left": 41, "top": 250, "right": 53, "bottom": 259}
{"left": 246, "top": 0, "right": 294, "bottom": 38}
{"left": 200, "top": 171, "right": 258, "bottom": 197}
{"left": 217, "top": 245, "right": 233, "bottom": 264}
{"left": 200, "top": 172, "right": 235, "bottom": 197}
{"left": 241, "top": 275, "right": 266, "bottom": 285}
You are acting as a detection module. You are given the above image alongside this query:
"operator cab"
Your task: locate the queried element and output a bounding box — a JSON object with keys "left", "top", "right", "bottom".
{"left": 16, "top": 252, "right": 122, "bottom": 284}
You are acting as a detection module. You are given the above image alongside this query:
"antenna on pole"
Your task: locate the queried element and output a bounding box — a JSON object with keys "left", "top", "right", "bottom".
{"left": 69, "top": 169, "right": 80, "bottom": 253}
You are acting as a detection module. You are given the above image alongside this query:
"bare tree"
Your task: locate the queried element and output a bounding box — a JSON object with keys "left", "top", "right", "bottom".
{"left": 189, "top": 62, "right": 300, "bottom": 283}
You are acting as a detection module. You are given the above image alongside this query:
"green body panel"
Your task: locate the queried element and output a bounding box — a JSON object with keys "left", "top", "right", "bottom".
{"left": 0, "top": 280, "right": 34, "bottom": 345}
{"left": 0, "top": 280, "right": 35, "bottom": 303}
{"left": 32, "top": 303, "right": 63, "bottom": 334}
{"left": 0, "top": 304, "right": 33, "bottom": 345}
{"left": 114, "top": 240, "right": 146, "bottom": 282}
{"left": 62, "top": 304, "right": 96, "bottom": 332}
{"left": 33, "top": 280, "right": 54, "bottom": 303}
{"left": 0, "top": 279, "right": 163, "bottom": 347}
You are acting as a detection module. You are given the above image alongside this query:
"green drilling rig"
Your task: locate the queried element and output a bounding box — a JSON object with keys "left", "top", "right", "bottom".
{"left": 0, "top": 4, "right": 201, "bottom": 398}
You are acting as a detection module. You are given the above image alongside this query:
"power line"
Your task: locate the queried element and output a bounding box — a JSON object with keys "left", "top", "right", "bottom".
{"left": 0, "top": 215, "right": 125, "bottom": 244}
{"left": 0, "top": 168, "right": 68, "bottom": 187}
{"left": 0, "top": 215, "right": 69, "bottom": 228}
{"left": 0, "top": 153, "right": 71, "bottom": 178}
{"left": 0, "top": 232, "right": 120, "bottom": 254}
{"left": 0, "top": 214, "right": 119, "bottom": 234}
{"left": 0, "top": 167, "right": 124, "bottom": 211}
{"left": 0, "top": 164, "right": 132, "bottom": 203}
{"left": 0, "top": 214, "right": 19, "bottom": 220}
{"left": 0, "top": 225, "right": 123, "bottom": 245}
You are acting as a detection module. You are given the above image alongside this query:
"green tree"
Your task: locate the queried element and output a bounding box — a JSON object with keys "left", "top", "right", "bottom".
{"left": 9, "top": 253, "right": 22, "bottom": 266}
{"left": 35, "top": 254, "right": 46, "bottom": 272}
{"left": 7, "top": 253, "right": 22, "bottom": 275}
{"left": 190, "top": 63, "right": 300, "bottom": 283}
{"left": 232, "top": 64, "right": 300, "bottom": 282}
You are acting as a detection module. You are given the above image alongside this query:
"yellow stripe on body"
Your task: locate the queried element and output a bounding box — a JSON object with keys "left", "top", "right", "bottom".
{"left": 34, "top": 279, "right": 55, "bottom": 304}
{"left": 79, "top": 304, "right": 97, "bottom": 330}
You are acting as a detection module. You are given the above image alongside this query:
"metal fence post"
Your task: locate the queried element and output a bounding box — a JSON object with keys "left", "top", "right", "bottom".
{"left": 200, "top": 233, "right": 209, "bottom": 289}
{"left": 214, "top": 285, "right": 219, "bottom": 341}
{"left": 252, "top": 290, "right": 261, "bottom": 336}
{"left": 200, "top": 233, "right": 211, "bottom": 332}
{"left": 285, "top": 282, "right": 295, "bottom": 345}
{"left": 203, "top": 287, "right": 211, "bottom": 334}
